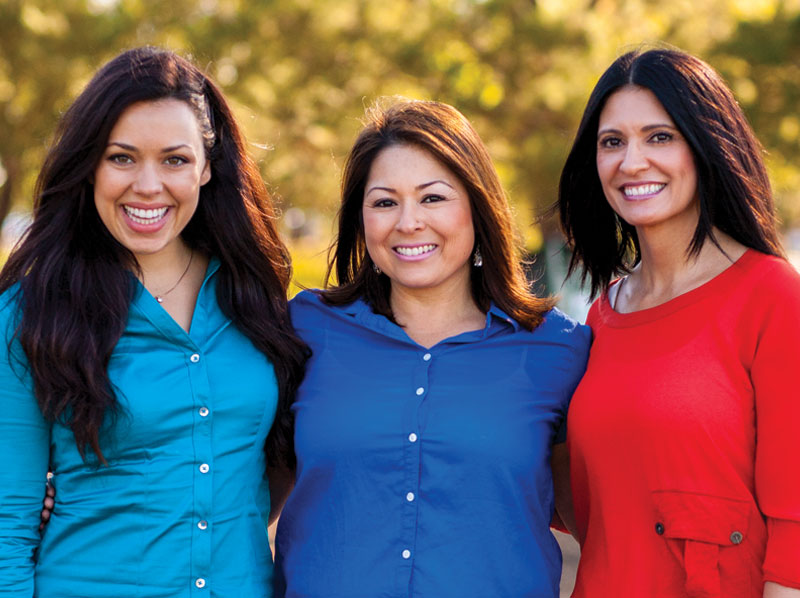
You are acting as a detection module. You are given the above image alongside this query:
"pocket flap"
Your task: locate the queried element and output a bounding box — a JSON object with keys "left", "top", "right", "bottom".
{"left": 652, "top": 490, "right": 751, "bottom": 545}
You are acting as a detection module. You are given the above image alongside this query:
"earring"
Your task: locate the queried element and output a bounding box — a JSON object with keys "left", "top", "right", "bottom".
{"left": 472, "top": 246, "right": 483, "bottom": 267}
{"left": 373, "top": 263, "right": 382, "bottom": 275}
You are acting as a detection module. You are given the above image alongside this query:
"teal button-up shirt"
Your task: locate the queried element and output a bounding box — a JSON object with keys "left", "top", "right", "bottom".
{"left": 0, "top": 259, "right": 278, "bottom": 597}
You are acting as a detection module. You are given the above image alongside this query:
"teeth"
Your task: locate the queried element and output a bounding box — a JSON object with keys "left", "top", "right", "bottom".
{"left": 124, "top": 206, "right": 168, "bottom": 224}
{"left": 624, "top": 183, "right": 665, "bottom": 197}
{"left": 395, "top": 244, "right": 436, "bottom": 256}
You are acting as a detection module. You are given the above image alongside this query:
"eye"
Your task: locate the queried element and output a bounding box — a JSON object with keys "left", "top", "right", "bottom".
{"left": 164, "top": 156, "right": 189, "bottom": 166}
{"left": 421, "top": 194, "right": 446, "bottom": 203}
{"left": 371, "top": 198, "right": 396, "bottom": 208}
{"left": 108, "top": 153, "right": 133, "bottom": 165}
{"left": 650, "top": 131, "right": 674, "bottom": 143}
{"left": 598, "top": 136, "right": 622, "bottom": 149}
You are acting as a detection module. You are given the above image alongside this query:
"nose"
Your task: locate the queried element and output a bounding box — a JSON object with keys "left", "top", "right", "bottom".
{"left": 131, "top": 162, "right": 164, "bottom": 196}
{"left": 395, "top": 201, "right": 425, "bottom": 233}
{"left": 619, "top": 140, "right": 649, "bottom": 175}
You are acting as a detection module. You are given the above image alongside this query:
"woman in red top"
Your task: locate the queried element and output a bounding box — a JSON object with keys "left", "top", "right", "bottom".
{"left": 558, "top": 48, "right": 800, "bottom": 597}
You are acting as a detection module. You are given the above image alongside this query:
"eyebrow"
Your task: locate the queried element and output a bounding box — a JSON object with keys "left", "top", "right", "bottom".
{"left": 597, "top": 123, "right": 677, "bottom": 137}
{"left": 365, "top": 179, "right": 455, "bottom": 195}
{"left": 106, "top": 142, "right": 193, "bottom": 153}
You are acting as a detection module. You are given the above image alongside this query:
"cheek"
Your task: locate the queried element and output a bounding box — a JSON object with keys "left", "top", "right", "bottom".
{"left": 595, "top": 156, "right": 615, "bottom": 188}
{"left": 361, "top": 210, "right": 386, "bottom": 252}
{"left": 450, "top": 209, "right": 476, "bottom": 252}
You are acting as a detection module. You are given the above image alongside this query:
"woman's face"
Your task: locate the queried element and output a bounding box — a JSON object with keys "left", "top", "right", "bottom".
{"left": 93, "top": 99, "right": 211, "bottom": 263}
{"left": 362, "top": 144, "right": 475, "bottom": 299}
{"left": 595, "top": 86, "right": 698, "bottom": 232}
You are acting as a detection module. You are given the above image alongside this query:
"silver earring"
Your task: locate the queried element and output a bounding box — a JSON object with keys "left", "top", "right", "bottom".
{"left": 373, "top": 263, "right": 382, "bottom": 275}
{"left": 473, "top": 246, "right": 483, "bottom": 267}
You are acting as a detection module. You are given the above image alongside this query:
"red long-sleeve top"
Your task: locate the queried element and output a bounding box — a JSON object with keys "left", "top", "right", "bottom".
{"left": 569, "top": 250, "right": 800, "bottom": 597}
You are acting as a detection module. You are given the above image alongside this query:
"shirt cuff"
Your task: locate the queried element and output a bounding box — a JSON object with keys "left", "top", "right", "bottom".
{"left": 763, "top": 517, "right": 800, "bottom": 589}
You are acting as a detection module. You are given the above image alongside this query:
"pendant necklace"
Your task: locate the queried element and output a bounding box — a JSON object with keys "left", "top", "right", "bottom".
{"left": 154, "top": 249, "right": 194, "bottom": 303}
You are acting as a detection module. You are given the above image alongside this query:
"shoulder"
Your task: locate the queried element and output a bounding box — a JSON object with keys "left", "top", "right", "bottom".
{"left": 0, "top": 285, "right": 22, "bottom": 336}
{"left": 520, "top": 306, "right": 592, "bottom": 363}
{"left": 290, "top": 289, "right": 335, "bottom": 321}
{"left": 289, "top": 289, "right": 364, "bottom": 330}
{"left": 747, "top": 252, "right": 800, "bottom": 293}
{"left": 0, "top": 285, "right": 28, "bottom": 371}
{"left": 539, "top": 307, "right": 592, "bottom": 345}
{"left": 725, "top": 252, "right": 800, "bottom": 316}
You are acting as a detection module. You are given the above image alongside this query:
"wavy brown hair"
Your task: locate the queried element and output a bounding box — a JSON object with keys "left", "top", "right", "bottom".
{"left": 322, "top": 99, "right": 555, "bottom": 330}
{"left": 559, "top": 47, "right": 783, "bottom": 298}
{"left": 0, "top": 47, "right": 308, "bottom": 466}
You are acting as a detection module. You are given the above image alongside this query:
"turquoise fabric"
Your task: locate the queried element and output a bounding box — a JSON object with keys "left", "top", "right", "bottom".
{"left": 0, "top": 259, "right": 278, "bottom": 597}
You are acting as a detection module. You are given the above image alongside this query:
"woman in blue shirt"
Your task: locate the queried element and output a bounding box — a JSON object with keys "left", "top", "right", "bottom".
{"left": 274, "top": 100, "right": 590, "bottom": 597}
{"left": 0, "top": 47, "right": 306, "bottom": 597}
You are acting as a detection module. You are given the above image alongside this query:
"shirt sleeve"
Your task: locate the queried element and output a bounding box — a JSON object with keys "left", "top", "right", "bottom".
{"left": 750, "top": 262, "right": 800, "bottom": 589}
{"left": 0, "top": 308, "right": 49, "bottom": 596}
{"left": 554, "top": 314, "right": 592, "bottom": 445}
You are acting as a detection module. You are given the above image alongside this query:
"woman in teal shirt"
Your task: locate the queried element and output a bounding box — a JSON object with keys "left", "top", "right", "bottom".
{"left": 0, "top": 47, "right": 306, "bottom": 597}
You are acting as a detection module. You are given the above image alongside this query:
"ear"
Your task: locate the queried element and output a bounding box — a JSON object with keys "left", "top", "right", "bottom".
{"left": 200, "top": 160, "right": 211, "bottom": 186}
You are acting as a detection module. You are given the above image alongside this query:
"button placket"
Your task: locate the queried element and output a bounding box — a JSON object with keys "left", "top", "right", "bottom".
{"left": 187, "top": 345, "right": 213, "bottom": 595}
{"left": 398, "top": 348, "right": 432, "bottom": 573}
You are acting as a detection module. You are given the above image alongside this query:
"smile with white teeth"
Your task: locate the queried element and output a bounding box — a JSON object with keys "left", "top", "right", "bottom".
{"left": 394, "top": 244, "right": 437, "bottom": 257}
{"left": 123, "top": 205, "right": 169, "bottom": 224}
{"left": 623, "top": 183, "right": 666, "bottom": 197}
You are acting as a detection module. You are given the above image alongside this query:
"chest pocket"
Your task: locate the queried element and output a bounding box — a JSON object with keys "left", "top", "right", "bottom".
{"left": 652, "top": 490, "right": 761, "bottom": 598}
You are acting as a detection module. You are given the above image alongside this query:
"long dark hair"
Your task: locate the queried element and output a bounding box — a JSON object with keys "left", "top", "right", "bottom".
{"left": 558, "top": 47, "right": 783, "bottom": 298}
{"left": 0, "top": 47, "right": 308, "bottom": 466}
{"left": 322, "top": 99, "right": 554, "bottom": 330}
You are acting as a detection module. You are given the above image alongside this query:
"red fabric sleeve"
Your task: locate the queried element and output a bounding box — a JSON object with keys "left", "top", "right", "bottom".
{"left": 750, "top": 260, "right": 800, "bottom": 588}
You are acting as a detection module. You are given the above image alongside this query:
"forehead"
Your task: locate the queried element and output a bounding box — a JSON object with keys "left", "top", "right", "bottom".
{"left": 109, "top": 99, "right": 203, "bottom": 141}
{"left": 599, "top": 86, "right": 674, "bottom": 127}
{"left": 367, "top": 143, "right": 458, "bottom": 181}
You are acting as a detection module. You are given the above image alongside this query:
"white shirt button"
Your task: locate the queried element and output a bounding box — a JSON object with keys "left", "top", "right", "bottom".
{"left": 402, "top": 549, "right": 411, "bottom": 559}
{"left": 423, "top": 353, "right": 432, "bottom": 361}
{"left": 415, "top": 387, "right": 424, "bottom": 396}
{"left": 190, "top": 353, "right": 201, "bottom": 363}
{"left": 195, "top": 578, "right": 206, "bottom": 588}
{"left": 408, "top": 433, "right": 418, "bottom": 443}
{"left": 406, "top": 492, "right": 415, "bottom": 502}
{"left": 199, "top": 407, "right": 209, "bottom": 417}
{"left": 199, "top": 463, "right": 210, "bottom": 473}
{"left": 198, "top": 520, "right": 208, "bottom": 530}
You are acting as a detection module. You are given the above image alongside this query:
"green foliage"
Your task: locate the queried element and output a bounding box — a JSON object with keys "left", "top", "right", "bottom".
{"left": 2, "top": 0, "right": 800, "bottom": 289}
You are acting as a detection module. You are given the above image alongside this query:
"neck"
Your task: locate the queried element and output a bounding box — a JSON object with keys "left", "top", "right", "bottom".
{"left": 624, "top": 224, "right": 746, "bottom": 310}
{"left": 390, "top": 277, "right": 485, "bottom": 348}
{"left": 136, "top": 241, "right": 193, "bottom": 292}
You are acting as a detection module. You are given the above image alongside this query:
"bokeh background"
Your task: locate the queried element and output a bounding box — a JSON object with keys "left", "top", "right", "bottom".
{"left": 3, "top": 0, "right": 800, "bottom": 594}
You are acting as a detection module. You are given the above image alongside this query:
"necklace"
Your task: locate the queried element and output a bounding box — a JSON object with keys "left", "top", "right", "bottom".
{"left": 154, "top": 249, "right": 194, "bottom": 303}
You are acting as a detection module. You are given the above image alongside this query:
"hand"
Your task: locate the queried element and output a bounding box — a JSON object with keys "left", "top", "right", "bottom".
{"left": 39, "top": 481, "right": 55, "bottom": 534}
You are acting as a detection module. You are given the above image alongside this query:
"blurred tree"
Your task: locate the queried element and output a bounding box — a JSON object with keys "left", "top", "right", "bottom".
{"left": 1, "top": 0, "right": 800, "bottom": 276}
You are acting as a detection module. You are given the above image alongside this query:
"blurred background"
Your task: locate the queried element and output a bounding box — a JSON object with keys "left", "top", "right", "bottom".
{"left": 2, "top": 0, "right": 800, "bottom": 592}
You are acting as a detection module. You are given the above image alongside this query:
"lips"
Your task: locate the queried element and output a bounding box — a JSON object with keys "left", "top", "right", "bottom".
{"left": 621, "top": 183, "right": 666, "bottom": 199}
{"left": 394, "top": 244, "right": 437, "bottom": 257}
{"left": 123, "top": 205, "right": 169, "bottom": 225}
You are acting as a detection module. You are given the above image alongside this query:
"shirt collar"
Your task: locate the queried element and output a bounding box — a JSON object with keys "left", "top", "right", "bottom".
{"left": 339, "top": 296, "right": 520, "bottom": 342}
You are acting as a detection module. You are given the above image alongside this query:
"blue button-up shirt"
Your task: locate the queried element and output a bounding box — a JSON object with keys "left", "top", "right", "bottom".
{"left": 275, "top": 290, "right": 590, "bottom": 597}
{"left": 0, "top": 259, "right": 278, "bottom": 597}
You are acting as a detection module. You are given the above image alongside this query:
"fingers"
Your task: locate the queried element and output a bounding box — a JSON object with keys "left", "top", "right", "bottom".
{"left": 40, "top": 481, "right": 55, "bottom": 533}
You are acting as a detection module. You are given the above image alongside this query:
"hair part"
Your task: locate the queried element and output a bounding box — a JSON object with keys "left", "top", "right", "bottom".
{"left": 0, "top": 46, "right": 308, "bottom": 467}
{"left": 321, "top": 98, "right": 555, "bottom": 330}
{"left": 558, "top": 46, "right": 784, "bottom": 298}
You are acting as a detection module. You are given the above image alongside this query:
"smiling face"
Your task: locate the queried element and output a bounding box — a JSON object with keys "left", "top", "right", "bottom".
{"left": 362, "top": 144, "right": 475, "bottom": 299}
{"left": 93, "top": 99, "right": 211, "bottom": 264}
{"left": 596, "top": 86, "right": 698, "bottom": 233}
